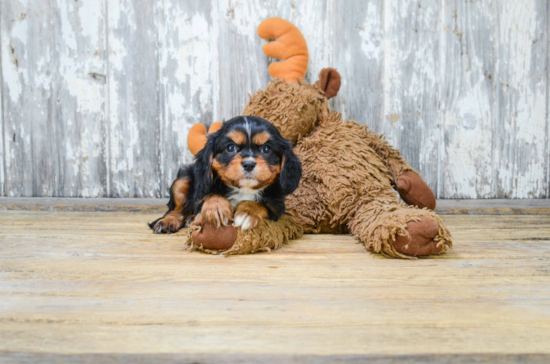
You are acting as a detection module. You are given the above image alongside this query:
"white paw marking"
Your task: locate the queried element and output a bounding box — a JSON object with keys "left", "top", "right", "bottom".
{"left": 234, "top": 214, "right": 253, "bottom": 230}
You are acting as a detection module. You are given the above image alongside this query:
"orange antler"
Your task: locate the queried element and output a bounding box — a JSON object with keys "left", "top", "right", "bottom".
{"left": 258, "top": 17, "right": 309, "bottom": 83}
{"left": 187, "top": 122, "right": 223, "bottom": 155}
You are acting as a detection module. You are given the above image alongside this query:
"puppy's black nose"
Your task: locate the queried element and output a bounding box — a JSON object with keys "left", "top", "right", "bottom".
{"left": 242, "top": 160, "right": 256, "bottom": 172}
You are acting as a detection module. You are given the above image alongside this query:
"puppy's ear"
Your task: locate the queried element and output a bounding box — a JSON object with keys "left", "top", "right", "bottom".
{"left": 194, "top": 134, "right": 217, "bottom": 199}
{"left": 279, "top": 141, "right": 302, "bottom": 195}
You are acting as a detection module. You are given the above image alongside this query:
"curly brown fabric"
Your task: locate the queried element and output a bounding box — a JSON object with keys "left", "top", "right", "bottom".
{"left": 243, "top": 79, "right": 327, "bottom": 143}
{"left": 191, "top": 68, "right": 452, "bottom": 258}
{"left": 285, "top": 109, "right": 452, "bottom": 258}
{"left": 185, "top": 214, "right": 303, "bottom": 256}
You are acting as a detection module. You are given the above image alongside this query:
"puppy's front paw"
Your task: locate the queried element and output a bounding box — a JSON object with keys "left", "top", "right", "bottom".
{"left": 233, "top": 201, "right": 268, "bottom": 231}
{"left": 201, "top": 195, "right": 234, "bottom": 228}
{"left": 151, "top": 212, "right": 184, "bottom": 234}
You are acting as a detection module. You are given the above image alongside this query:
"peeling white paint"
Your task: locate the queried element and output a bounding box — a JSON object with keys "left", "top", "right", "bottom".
{"left": 1, "top": 0, "right": 548, "bottom": 198}
{"left": 0, "top": 51, "right": 3, "bottom": 196}
{"left": 440, "top": 0, "right": 499, "bottom": 198}
{"left": 58, "top": 0, "right": 77, "bottom": 51}
{"left": 66, "top": 75, "right": 103, "bottom": 113}
{"left": 496, "top": 0, "right": 547, "bottom": 198}
{"left": 359, "top": 3, "right": 382, "bottom": 58}
{"left": 77, "top": 0, "right": 103, "bottom": 46}
{"left": 1, "top": 18, "right": 27, "bottom": 103}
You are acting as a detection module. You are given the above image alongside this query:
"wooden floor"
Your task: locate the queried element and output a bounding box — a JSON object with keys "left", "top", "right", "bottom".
{"left": 1, "top": 200, "right": 550, "bottom": 363}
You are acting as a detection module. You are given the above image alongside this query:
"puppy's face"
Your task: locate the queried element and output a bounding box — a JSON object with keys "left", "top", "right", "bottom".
{"left": 211, "top": 119, "right": 283, "bottom": 190}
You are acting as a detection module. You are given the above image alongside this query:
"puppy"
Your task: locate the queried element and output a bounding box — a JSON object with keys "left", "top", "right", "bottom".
{"left": 150, "top": 116, "right": 302, "bottom": 233}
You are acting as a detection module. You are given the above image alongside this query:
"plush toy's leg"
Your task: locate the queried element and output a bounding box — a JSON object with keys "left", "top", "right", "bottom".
{"left": 364, "top": 130, "right": 436, "bottom": 210}
{"left": 347, "top": 201, "right": 452, "bottom": 258}
{"left": 185, "top": 214, "right": 303, "bottom": 256}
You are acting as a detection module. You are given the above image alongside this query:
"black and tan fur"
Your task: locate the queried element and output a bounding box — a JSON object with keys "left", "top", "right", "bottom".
{"left": 150, "top": 116, "right": 302, "bottom": 233}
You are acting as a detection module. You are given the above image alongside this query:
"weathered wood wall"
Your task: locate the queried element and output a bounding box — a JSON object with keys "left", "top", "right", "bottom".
{"left": 1, "top": 0, "right": 548, "bottom": 198}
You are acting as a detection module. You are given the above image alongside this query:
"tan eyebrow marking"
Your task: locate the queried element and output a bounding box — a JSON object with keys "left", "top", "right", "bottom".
{"left": 252, "top": 131, "right": 271, "bottom": 145}
{"left": 227, "top": 130, "right": 247, "bottom": 145}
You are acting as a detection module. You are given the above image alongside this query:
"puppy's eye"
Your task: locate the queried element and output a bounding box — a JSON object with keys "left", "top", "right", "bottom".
{"left": 261, "top": 145, "right": 271, "bottom": 154}
{"left": 226, "top": 144, "right": 237, "bottom": 153}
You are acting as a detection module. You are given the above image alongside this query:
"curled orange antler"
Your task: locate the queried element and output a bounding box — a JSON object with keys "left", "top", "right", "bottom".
{"left": 258, "top": 17, "right": 309, "bottom": 83}
{"left": 187, "top": 122, "right": 222, "bottom": 155}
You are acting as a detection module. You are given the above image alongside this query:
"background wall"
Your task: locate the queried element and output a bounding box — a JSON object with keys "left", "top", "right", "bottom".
{"left": 1, "top": 0, "right": 548, "bottom": 198}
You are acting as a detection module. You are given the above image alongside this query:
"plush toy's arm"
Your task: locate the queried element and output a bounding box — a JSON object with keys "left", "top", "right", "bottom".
{"left": 366, "top": 131, "right": 436, "bottom": 210}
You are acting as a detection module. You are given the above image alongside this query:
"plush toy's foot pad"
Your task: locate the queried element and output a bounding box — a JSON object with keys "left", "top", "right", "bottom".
{"left": 191, "top": 214, "right": 238, "bottom": 250}
{"left": 392, "top": 216, "right": 442, "bottom": 257}
{"left": 396, "top": 172, "right": 436, "bottom": 210}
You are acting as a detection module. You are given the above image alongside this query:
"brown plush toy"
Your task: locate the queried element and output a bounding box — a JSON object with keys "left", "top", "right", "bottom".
{"left": 186, "top": 17, "right": 452, "bottom": 258}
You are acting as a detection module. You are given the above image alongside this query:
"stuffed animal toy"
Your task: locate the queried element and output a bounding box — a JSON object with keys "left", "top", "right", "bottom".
{"left": 185, "top": 17, "right": 452, "bottom": 258}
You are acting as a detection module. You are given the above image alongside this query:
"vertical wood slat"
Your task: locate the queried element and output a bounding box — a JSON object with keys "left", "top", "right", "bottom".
{"left": 329, "top": 0, "right": 383, "bottom": 129}
{"left": 440, "top": 0, "right": 498, "bottom": 198}
{"left": 271, "top": 1, "right": 331, "bottom": 86}
{"left": 216, "top": 0, "right": 330, "bottom": 121}
{"left": 54, "top": 0, "right": 108, "bottom": 197}
{"left": 107, "top": 0, "right": 160, "bottom": 197}
{"left": 156, "top": 0, "right": 217, "bottom": 197}
{"left": 440, "top": 0, "right": 548, "bottom": 198}
{"left": 216, "top": 0, "right": 271, "bottom": 121}
{"left": 496, "top": 0, "right": 548, "bottom": 198}
{"left": 1, "top": 1, "right": 54, "bottom": 197}
{"left": 1, "top": 0, "right": 107, "bottom": 197}
{"left": 381, "top": 0, "right": 440, "bottom": 193}
{"left": 0, "top": 10, "right": 4, "bottom": 196}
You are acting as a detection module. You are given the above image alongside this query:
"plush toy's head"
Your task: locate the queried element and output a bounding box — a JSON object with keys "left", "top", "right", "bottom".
{"left": 243, "top": 18, "right": 341, "bottom": 143}
{"left": 243, "top": 79, "right": 323, "bottom": 143}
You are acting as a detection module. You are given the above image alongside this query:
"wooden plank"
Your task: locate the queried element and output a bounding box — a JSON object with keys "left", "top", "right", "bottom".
{"left": 1, "top": 353, "right": 549, "bottom": 364}
{"left": 1, "top": 1, "right": 57, "bottom": 196}
{"left": 440, "top": 0, "right": 497, "bottom": 198}
{"left": 53, "top": 0, "right": 108, "bottom": 197}
{"left": 1, "top": 321, "right": 549, "bottom": 358}
{"left": 1, "top": 211, "right": 550, "bottom": 360}
{"left": 380, "top": 0, "right": 440, "bottom": 194}
{"left": 2, "top": 213, "right": 550, "bottom": 260}
{"left": 3, "top": 197, "right": 550, "bottom": 215}
{"left": 0, "top": 0, "right": 108, "bottom": 198}
{"left": 0, "top": 197, "right": 167, "bottom": 213}
{"left": 156, "top": 0, "right": 217, "bottom": 197}
{"left": 107, "top": 0, "right": 160, "bottom": 197}
{"left": 435, "top": 198, "right": 550, "bottom": 215}
{"left": 328, "top": 0, "right": 383, "bottom": 128}
{"left": 0, "top": 14, "right": 4, "bottom": 197}
{"left": 216, "top": 0, "right": 271, "bottom": 120}
{"left": 496, "top": 0, "right": 548, "bottom": 198}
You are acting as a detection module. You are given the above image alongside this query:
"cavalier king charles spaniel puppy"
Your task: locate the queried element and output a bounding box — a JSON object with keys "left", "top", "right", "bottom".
{"left": 150, "top": 116, "right": 302, "bottom": 233}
